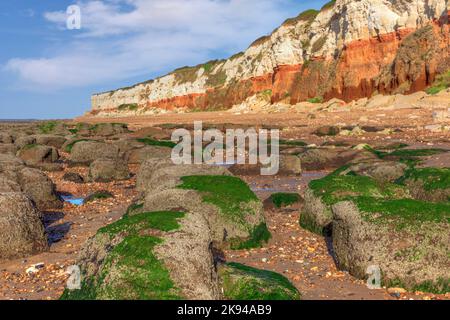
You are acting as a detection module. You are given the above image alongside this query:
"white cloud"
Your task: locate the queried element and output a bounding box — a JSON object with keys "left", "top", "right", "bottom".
{"left": 5, "top": 0, "right": 299, "bottom": 91}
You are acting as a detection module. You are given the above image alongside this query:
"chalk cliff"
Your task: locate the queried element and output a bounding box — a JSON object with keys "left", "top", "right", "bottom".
{"left": 89, "top": 0, "right": 449, "bottom": 117}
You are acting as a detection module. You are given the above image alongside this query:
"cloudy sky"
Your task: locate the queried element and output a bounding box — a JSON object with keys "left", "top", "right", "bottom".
{"left": 0, "top": 0, "right": 328, "bottom": 119}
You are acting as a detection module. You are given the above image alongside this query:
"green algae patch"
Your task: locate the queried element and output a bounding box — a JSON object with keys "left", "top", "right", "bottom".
{"left": 125, "top": 202, "right": 144, "bottom": 216}
{"left": 84, "top": 190, "right": 114, "bottom": 203}
{"left": 61, "top": 211, "right": 185, "bottom": 300}
{"left": 38, "top": 121, "right": 58, "bottom": 134}
{"left": 99, "top": 211, "right": 185, "bottom": 236}
{"left": 385, "top": 277, "right": 450, "bottom": 295}
{"left": 309, "top": 167, "right": 405, "bottom": 206}
{"left": 397, "top": 167, "right": 450, "bottom": 191}
{"left": 270, "top": 193, "right": 301, "bottom": 208}
{"left": 365, "top": 145, "right": 448, "bottom": 165}
{"left": 279, "top": 139, "right": 308, "bottom": 147}
{"left": 178, "top": 175, "right": 270, "bottom": 249}
{"left": 61, "top": 235, "right": 182, "bottom": 300}
{"left": 178, "top": 175, "right": 258, "bottom": 223}
{"left": 354, "top": 196, "right": 450, "bottom": 229}
{"left": 230, "top": 223, "right": 271, "bottom": 250}
{"left": 137, "top": 137, "right": 176, "bottom": 148}
{"left": 219, "top": 262, "right": 301, "bottom": 300}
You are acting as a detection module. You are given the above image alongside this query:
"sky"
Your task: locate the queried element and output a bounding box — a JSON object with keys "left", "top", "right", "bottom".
{"left": 0, "top": 0, "right": 329, "bottom": 119}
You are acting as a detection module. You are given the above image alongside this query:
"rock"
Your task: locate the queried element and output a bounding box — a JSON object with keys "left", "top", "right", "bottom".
{"left": 125, "top": 145, "right": 172, "bottom": 164}
{"left": 0, "top": 132, "right": 14, "bottom": 144}
{"left": 62, "top": 172, "right": 85, "bottom": 184}
{"left": 313, "top": 126, "right": 340, "bottom": 136}
{"left": 14, "top": 136, "right": 36, "bottom": 149}
{"left": 17, "top": 144, "right": 59, "bottom": 166}
{"left": 298, "top": 148, "right": 357, "bottom": 170}
{"left": 26, "top": 262, "right": 45, "bottom": 275}
{"left": 387, "top": 287, "right": 407, "bottom": 295}
{"left": 112, "top": 138, "right": 145, "bottom": 155}
{"left": 0, "top": 192, "right": 48, "bottom": 260}
{"left": 70, "top": 141, "right": 120, "bottom": 166}
{"left": 432, "top": 108, "right": 450, "bottom": 123}
{"left": 90, "top": 123, "right": 129, "bottom": 137}
{"left": 366, "top": 94, "right": 395, "bottom": 109}
{"left": 399, "top": 167, "right": 450, "bottom": 202}
{"left": 299, "top": 188, "right": 332, "bottom": 235}
{"left": 137, "top": 162, "right": 231, "bottom": 194}
{"left": 135, "top": 158, "right": 174, "bottom": 191}
{"left": 34, "top": 134, "right": 67, "bottom": 148}
{"left": 0, "top": 175, "right": 21, "bottom": 192}
{"left": 279, "top": 155, "right": 302, "bottom": 175}
{"left": 84, "top": 190, "right": 114, "bottom": 203}
{"left": 88, "top": 158, "right": 130, "bottom": 182}
{"left": 0, "top": 143, "right": 18, "bottom": 154}
{"left": 218, "top": 263, "right": 301, "bottom": 300}
{"left": 18, "top": 167, "right": 63, "bottom": 210}
{"left": 345, "top": 160, "right": 408, "bottom": 183}
{"left": 0, "top": 154, "right": 25, "bottom": 181}
{"left": 332, "top": 201, "right": 449, "bottom": 293}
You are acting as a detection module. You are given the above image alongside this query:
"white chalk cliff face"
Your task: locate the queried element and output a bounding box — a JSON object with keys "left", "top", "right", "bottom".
{"left": 89, "top": 0, "right": 449, "bottom": 116}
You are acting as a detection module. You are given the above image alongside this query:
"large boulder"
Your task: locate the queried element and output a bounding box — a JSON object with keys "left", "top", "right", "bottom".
{"left": 344, "top": 160, "right": 408, "bottom": 183}
{"left": 0, "top": 143, "right": 17, "bottom": 154}
{"left": 137, "top": 162, "right": 231, "bottom": 194}
{"left": 34, "top": 134, "right": 67, "bottom": 148}
{"left": 126, "top": 145, "right": 172, "bottom": 164}
{"left": 112, "top": 139, "right": 145, "bottom": 155}
{"left": 397, "top": 167, "right": 450, "bottom": 203}
{"left": 70, "top": 141, "right": 119, "bottom": 166}
{"left": 18, "top": 167, "right": 63, "bottom": 210}
{"left": 0, "top": 192, "right": 48, "bottom": 259}
{"left": 88, "top": 158, "right": 130, "bottom": 182}
{"left": 299, "top": 167, "right": 408, "bottom": 235}
{"left": 0, "top": 154, "right": 25, "bottom": 181}
{"left": 0, "top": 132, "right": 14, "bottom": 144}
{"left": 0, "top": 175, "right": 21, "bottom": 192}
{"left": 90, "top": 123, "right": 129, "bottom": 137}
{"left": 218, "top": 263, "right": 301, "bottom": 300}
{"left": 61, "top": 175, "right": 286, "bottom": 300}
{"left": 332, "top": 200, "right": 449, "bottom": 293}
{"left": 298, "top": 148, "right": 342, "bottom": 171}
{"left": 279, "top": 154, "right": 302, "bottom": 175}
{"left": 17, "top": 144, "right": 59, "bottom": 166}
{"left": 14, "top": 135, "right": 36, "bottom": 149}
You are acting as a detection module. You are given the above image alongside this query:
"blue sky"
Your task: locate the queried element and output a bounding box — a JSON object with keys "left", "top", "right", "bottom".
{"left": 0, "top": 0, "right": 328, "bottom": 119}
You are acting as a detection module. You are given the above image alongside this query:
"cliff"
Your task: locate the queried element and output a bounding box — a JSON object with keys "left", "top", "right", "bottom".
{"left": 89, "top": 0, "right": 450, "bottom": 117}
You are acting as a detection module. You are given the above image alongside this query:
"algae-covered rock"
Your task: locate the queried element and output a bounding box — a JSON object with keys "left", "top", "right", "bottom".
{"left": 61, "top": 211, "right": 187, "bottom": 300}
{"left": 397, "top": 167, "right": 450, "bottom": 202}
{"left": 218, "top": 262, "right": 301, "bottom": 300}
{"left": 70, "top": 141, "right": 120, "bottom": 166}
{"left": 0, "top": 192, "right": 48, "bottom": 259}
{"left": 332, "top": 200, "right": 449, "bottom": 294}
{"left": 300, "top": 166, "right": 408, "bottom": 234}
{"left": 144, "top": 175, "right": 270, "bottom": 250}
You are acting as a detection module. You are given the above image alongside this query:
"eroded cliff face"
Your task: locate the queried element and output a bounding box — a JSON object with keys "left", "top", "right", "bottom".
{"left": 90, "top": 0, "right": 449, "bottom": 116}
